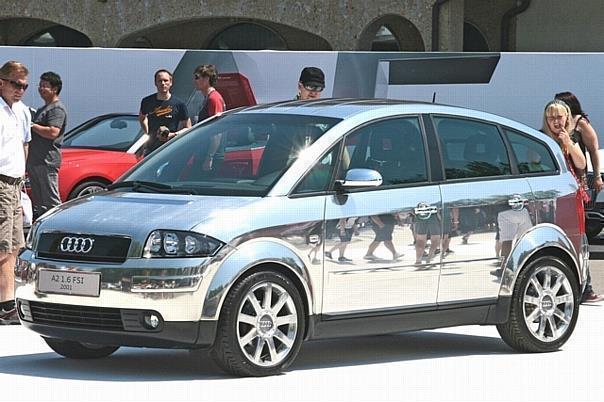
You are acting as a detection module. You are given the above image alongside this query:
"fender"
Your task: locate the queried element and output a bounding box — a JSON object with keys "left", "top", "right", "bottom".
{"left": 499, "top": 223, "right": 587, "bottom": 298}
{"left": 200, "top": 238, "right": 315, "bottom": 321}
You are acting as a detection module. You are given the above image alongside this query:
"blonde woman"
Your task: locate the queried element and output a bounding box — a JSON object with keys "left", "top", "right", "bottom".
{"left": 542, "top": 99, "right": 603, "bottom": 303}
{"left": 542, "top": 99, "right": 586, "bottom": 173}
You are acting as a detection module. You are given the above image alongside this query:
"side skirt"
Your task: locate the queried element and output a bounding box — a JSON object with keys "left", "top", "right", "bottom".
{"left": 308, "top": 298, "right": 510, "bottom": 340}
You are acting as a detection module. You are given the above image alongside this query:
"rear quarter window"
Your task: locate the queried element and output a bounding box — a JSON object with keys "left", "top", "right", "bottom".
{"left": 504, "top": 129, "right": 557, "bottom": 174}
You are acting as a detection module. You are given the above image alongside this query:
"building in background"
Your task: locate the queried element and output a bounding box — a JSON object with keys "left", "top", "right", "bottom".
{"left": 1, "top": 0, "right": 601, "bottom": 53}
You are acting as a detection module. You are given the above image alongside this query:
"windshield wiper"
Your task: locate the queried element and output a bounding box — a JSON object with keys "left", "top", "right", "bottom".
{"left": 107, "top": 180, "right": 174, "bottom": 192}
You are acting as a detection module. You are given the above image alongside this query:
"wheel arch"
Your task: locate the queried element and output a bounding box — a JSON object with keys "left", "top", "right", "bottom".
{"left": 500, "top": 223, "right": 583, "bottom": 299}
{"left": 488, "top": 223, "right": 584, "bottom": 324}
{"left": 200, "top": 239, "right": 314, "bottom": 336}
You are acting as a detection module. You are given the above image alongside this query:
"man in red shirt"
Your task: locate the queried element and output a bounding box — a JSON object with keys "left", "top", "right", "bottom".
{"left": 194, "top": 64, "right": 226, "bottom": 122}
{"left": 193, "top": 64, "right": 226, "bottom": 172}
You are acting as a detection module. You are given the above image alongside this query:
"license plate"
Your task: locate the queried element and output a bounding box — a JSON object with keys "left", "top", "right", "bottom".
{"left": 37, "top": 269, "right": 101, "bottom": 297}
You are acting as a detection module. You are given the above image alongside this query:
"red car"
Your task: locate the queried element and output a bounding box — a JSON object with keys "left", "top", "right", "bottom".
{"left": 32, "top": 113, "right": 265, "bottom": 202}
{"left": 57, "top": 113, "right": 146, "bottom": 200}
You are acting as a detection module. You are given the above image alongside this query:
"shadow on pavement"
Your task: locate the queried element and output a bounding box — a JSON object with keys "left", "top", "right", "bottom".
{"left": 0, "top": 330, "right": 512, "bottom": 381}
{"left": 293, "top": 330, "right": 512, "bottom": 370}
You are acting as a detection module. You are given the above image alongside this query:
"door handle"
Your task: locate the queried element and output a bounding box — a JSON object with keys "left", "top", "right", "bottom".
{"left": 508, "top": 195, "right": 528, "bottom": 210}
{"left": 414, "top": 203, "right": 438, "bottom": 219}
{"left": 308, "top": 234, "right": 321, "bottom": 244}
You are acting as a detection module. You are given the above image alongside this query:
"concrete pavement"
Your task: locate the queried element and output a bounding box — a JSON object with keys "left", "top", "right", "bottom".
{"left": 0, "top": 304, "right": 602, "bottom": 401}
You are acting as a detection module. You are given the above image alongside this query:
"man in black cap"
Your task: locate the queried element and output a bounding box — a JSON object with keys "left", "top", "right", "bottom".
{"left": 295, "top": 66, "right": 325, "bottom": 100}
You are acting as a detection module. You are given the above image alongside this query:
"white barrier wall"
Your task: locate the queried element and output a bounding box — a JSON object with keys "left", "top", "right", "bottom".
{"left": 378, "top": 53, "right": 604, "bottom": 138}
{"left": 1, "top": 46, "right": 602, "bottom": 143}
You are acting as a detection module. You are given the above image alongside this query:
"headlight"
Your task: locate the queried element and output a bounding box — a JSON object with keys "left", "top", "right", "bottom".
{"left": 143, "top": 230, "right": 223, "bottom": 258}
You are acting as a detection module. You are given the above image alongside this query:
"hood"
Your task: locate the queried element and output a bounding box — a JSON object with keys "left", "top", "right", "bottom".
{"left": 61, "top": 148, "right": 127, "bottom": 163}
{"left": 36, "top": 190, "right": 262, "bottom": 243}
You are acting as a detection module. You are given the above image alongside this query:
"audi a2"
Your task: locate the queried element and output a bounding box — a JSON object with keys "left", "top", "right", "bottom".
{"left": 16, "top": 99, "right": 588, "bottom": 376}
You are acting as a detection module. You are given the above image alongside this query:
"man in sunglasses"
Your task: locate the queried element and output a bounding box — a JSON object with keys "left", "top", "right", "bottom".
{"left": 0, "top": 60, "right": 31, "bottom": 325}
{"left": 295, "top": 67, "right": 325, "bottom": 100}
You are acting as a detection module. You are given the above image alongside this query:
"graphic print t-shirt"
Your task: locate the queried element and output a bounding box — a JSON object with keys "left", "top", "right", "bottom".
{"left": 140, "top": 94, "right": 188, "bottom": 152}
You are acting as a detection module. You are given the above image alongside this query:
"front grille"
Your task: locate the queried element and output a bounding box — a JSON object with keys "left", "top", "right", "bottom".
{"left": 37, "top": 233, "right": 131, "bottom": 263}
{"left": 29, "top": 301, "right": 124, "bottom": 331}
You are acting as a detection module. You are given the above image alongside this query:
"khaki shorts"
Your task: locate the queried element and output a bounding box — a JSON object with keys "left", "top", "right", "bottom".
{"left": 0, "top": 181, "right": 24, "bottom": 254}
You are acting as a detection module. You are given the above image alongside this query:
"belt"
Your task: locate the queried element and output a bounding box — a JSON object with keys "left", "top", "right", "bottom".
{"left": 0, "top": 174, "right": 23, "bottom": 186}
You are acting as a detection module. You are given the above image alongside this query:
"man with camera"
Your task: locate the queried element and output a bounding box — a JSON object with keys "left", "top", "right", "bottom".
{"left": 139, "top": 69, "right": 191, "bottom": 156}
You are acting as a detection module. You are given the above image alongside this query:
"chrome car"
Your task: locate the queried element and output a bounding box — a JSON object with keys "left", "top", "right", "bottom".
{"left": 16, "top": 99, "right": 589, "bottom": 376}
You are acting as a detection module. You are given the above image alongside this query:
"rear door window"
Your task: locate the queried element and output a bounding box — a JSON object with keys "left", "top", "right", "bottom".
{"left": 434, "top": 117, "right": 511, "bottom": 179}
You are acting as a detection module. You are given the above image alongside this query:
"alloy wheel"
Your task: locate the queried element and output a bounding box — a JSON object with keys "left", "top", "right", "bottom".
{"left": 522, "top": 265, "right": 574, "bottom": 342}
{"left": 236, "top": 281, "right": 298, "bottom": 367}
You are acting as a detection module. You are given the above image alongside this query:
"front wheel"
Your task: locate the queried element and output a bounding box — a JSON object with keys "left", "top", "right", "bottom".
{"left": 211, "top": 271, "right": 305, "bottom": 377}
{"left": 497, "top": 256, "right": 580, "bottom": 352}
{"left": 43, "top": 337, "right": 119, "bottom": 359}
{"left": 68, "top": 180, "right": 109, "bottom": 200}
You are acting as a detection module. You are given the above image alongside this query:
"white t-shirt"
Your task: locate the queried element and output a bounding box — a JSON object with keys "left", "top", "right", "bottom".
{"left": 497, "top": 208, "right": 533, "bottom": 242}
{"left": 0, "top": 98, "right": 30, "bottom": 178}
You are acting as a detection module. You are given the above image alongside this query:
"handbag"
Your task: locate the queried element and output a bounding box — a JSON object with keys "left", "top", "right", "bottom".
{"left": 565, "top": 153, "right": 590, "bottom": 204}
{"left": 21, "top": 191, "right": 33, "bottom": 226}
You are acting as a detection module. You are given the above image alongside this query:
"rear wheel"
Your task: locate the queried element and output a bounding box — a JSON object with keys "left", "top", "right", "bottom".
{"left": 68, "top": 180, "right": 109, "bottom": 200}
{"left": 211, "top": 271, "right": 305, "bottom": 377}
{"left": 43, "top": 337, "right": 119, "bottom": 359}
{"left": 497, "top": 256, "right": 579, "bottom": 352}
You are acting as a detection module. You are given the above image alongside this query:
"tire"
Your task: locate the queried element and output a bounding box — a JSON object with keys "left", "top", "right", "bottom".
{"left": 43, "top": 337, "right": 119, "bottom": 359}
{"left": 210, "top": 270, "right": 305, "bottom": 377}
{"left": 496, "top": 256, "right": 580, "bottom": 353}
{"left": 68, "top": 180, "right": 109, "bottom": 200}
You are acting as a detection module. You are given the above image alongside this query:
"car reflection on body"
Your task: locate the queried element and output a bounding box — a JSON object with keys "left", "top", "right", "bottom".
{"left": 17, "top": 99, "right": 589, "bottom": 376}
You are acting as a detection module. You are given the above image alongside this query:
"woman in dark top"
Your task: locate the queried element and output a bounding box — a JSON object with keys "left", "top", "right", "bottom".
{"left": 555, "top": 91, "right": 602, "bottom": 192}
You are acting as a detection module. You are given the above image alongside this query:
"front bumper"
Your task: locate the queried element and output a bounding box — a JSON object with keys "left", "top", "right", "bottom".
{"left": 15, "top": 249, "right": 219, "bottom": 347}
{"left": 18, "top": 301, "right": 216, "bottom": 348}
{"left": 15, "top": 249, "right": 211, "bottom": 322}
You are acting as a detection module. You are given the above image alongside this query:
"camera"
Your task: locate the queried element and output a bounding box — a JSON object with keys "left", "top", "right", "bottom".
{"left": 158, "top": 126, "right": 170, "bottom": 140}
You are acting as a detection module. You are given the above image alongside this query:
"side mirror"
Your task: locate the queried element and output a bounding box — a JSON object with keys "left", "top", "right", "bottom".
{"left": 110, "top": 119, "right": 128, "bottom": 129}
{"left": 335, "top": 168, "right": 382, "bottom": 190}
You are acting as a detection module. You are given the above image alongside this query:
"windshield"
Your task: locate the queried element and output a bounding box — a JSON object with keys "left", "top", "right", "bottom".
{"left": 62, "top": 115, "right": 143, "bottom": 151}
{"left": 121, "top": 113, "right": 341, "bottom": 196}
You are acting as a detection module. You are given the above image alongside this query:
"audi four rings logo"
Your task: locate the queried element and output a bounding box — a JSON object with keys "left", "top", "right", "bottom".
{"left": 59, "top": 237, "right": 95, "bottom": 253}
